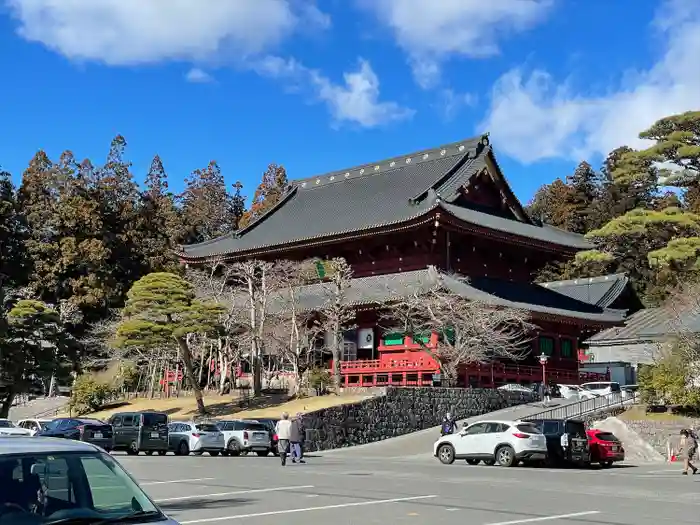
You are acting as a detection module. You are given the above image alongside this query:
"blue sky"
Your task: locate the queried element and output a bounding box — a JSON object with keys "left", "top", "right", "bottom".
{"left": 0, "top": 0, "right": 698, "bottom": 205}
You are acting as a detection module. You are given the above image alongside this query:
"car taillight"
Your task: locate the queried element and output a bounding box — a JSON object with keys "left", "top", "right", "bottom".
{"left": 273, "top": 434, "right": 278, "bottom": 441}
{"left": 243, "top": 431, "right": 249, "bottom": 440}
{"left": 192, "top": 433, "right": 200, "bottom": 438}
{"left": 512, "top": 432, "right": 529, "bottom": 439}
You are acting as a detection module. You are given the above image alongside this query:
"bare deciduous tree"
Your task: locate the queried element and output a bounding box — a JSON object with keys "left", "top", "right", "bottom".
{"left": 267, "top": 260, "right": 326, "bottom": 395}
{"left": 381, "top": 270, "right": 535, "bottom": 385}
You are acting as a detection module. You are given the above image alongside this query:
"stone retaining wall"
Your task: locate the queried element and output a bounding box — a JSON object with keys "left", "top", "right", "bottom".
{"left": 302, "top": 386, "right": 536, "bottom": 452}
{"left": 622, "top": 418, "right": 700, "bottom": 455}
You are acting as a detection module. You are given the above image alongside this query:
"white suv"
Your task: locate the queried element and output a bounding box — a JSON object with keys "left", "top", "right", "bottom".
{"left": 434, "top": 419, "right": 547, "bottom": 467}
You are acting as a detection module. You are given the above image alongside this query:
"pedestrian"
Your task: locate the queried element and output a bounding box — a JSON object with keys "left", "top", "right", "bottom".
{"left": 440, "top": 412, "right": 458, "bottom": 436}
{"left": 275, "top": 412, "right": 292, "bottom": 466}
{"left": 290, "top": 412, "right": 305, "bottom": 464}
{"left": 543, "top": 383, "right": 551, "bottom": 406}
{"left": 679, "top": 429, "right": 698, "bottom": 475}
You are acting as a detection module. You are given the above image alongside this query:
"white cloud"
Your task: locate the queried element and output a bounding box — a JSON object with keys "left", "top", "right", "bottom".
{"left": 255, "top": 57, "right": 414, "bottom": 128}
{"left": 436, "top": 89, "right": 477, "bottom": 121}
{"left": 185, "top": 68, "right": 213, "bottom": 83}
{"left": 358, "top": 0, "right": 552, "bottom": 88}
{"left": 479, "top": 0, "right": 700, "bottom": 164}
{"left": 5, "top": 0, "right": 329, "bottom": 65}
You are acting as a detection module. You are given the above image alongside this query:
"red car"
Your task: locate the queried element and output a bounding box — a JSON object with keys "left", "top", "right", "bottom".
{"left": 586, "top": 429, "right": 625, "bottom": 467}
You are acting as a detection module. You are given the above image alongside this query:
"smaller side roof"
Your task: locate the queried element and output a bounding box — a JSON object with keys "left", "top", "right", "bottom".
{"left": 539, "top": 274, "right": 629, "bottom": 308}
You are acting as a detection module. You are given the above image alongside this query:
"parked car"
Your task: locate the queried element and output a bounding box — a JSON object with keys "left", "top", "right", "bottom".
{"left": 0, "top": 436, "right": 178, "bottom": 524}
{"left": 620, "top": 384, "right": 638, "bottom": 399}
{"left": 16, "top": 419, "right": 53, "bottom": 436}
{"left": 252, "top": 418, "right": 280, "bottom": 455}
{"left": 497, "top": 384, "right": 533, "bottom": 395}
{"left": 557, "top": 384, "right": 596, "bottom": 401}
{"left": 0, "top": 419, "right": 32, "bottom": 437}
{"left": 433, "top": 419, "right": 547, "bottom": 467}
{"left": 523, "top": 418, "right": 591, "bottom": 467}
{"left": 35, "top": 418, "right": 114, "bottom": 451}
{"left": 107, "top": 411, "right": 169, "bottom": 455}
{"left": 216, "top": 419, "right": 271, "bottom": 456}
{"left": 587, "top": 429, "right": 625, "bottom": 467}
{"left": 581, "top": 381, "right": 621, "bottom": 397}
{"left": 167, "top": 421, "right": 225, "bottom": 456}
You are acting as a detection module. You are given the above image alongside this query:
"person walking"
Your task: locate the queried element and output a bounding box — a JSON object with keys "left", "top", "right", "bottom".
{"left": 679, "top": 429, "right": 698, "bottom": 475}
{"left": 441, "top": 412, "right": 458, "bottom": 436}
{"left": 290, "top": 412, "right": 305, "bottom": 464}
{"left": 275, "top": 412, "right": 292, "bottom": 466}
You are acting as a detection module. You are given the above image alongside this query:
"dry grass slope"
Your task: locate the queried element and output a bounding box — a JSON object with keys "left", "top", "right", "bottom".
{"left": 62, "top": 392, "right": 375, "bottom": 421}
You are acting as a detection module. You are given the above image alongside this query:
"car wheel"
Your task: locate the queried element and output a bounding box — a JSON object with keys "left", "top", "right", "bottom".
{"left": 158, "top": 450, "right": 167, "bottom": 456}
{"left": 600, "top": 460, "right": 613, "bottom": 468}
{"left": 483, "top": 459, "right": 496, "bottom": 466}
{"left": 256, "top": 451, "right": 268, "bottom": 457}
{"left": 209, "top": 451, "right": 220, "bottom": 456}
{"left": 145, "top": 450, "right": 154, "bottom": 456}
{"left": 437, "top": 444, "right": 455, "bottom": 465}
{"left": 126, "top": 442, "right": 139, "bottom": 455}
{"left": 496, "top": 445, "right": 516, "bottom": 467}
{"left": 227, "top": 440, "right": 241, "bottom": 457}
{"left": 177, "top": 441, "right": 190, "bottom": 456}
{"left": 466, "top": 458, "right": 481, "bottom": 465}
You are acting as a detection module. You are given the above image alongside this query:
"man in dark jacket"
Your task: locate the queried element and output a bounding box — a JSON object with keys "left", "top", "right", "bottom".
{"left": 290, "top": 413, "right": 305, "bottom": 464}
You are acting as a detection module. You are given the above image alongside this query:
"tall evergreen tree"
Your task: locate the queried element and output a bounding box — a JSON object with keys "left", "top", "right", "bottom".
{"left": 238, "top": 163, "right": 288, "bottom": 228}
{"left": 564, "top": 161, "right": 600, "bottom": 233}
{"left": 179, "top": 161, "right": 243, "bottom": 244}
{"left": 526, "top": 179, "right": 575, "bottom": 228}
{"left": 0, "top": 169, "right": 28, "bottom": 287}
{"left": 137, "top": 155, "right": 181, "bottom": 271}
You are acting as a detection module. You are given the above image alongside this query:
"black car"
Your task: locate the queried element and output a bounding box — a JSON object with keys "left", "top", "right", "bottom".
{"left": 37, "top": 418, "right": 114, "bottom": 452}
{"left": 522, "top": 418, "right": 590, "bottom": 467}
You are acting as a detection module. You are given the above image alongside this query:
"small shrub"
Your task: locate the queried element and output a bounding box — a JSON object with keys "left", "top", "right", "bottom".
{"left": 70, "top": 375, "right": 114, "bottom": 415}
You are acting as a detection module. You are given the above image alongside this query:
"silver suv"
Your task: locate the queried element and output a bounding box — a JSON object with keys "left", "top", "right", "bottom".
{"left": 216, "top": 420, "right": 271, "bottom": 456}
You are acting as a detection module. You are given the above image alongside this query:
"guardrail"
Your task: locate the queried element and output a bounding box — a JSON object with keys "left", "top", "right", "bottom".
{"left": 525, "top": 391, "right": 639, "bottom": 421}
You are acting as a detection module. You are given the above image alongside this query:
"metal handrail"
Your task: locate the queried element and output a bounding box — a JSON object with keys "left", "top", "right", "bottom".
{"left": 525, "top": 391, "right": 639, "bottom": 421}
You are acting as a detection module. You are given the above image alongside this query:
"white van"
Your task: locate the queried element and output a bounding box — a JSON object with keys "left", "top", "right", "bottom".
{"left": 557, "top": 384, "right": 596, "bottom": 400}
{"left": 580, "top": 381, "right": 621, "bottom": 397}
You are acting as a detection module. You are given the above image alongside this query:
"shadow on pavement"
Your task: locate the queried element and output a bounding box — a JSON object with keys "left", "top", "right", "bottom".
{"left": 159, "top": 497, "right": 254, "bottom": 512}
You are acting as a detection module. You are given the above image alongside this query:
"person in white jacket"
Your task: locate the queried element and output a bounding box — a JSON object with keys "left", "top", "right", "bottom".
{"left": 275, "top": 412, "right": 292, "bottom": 466}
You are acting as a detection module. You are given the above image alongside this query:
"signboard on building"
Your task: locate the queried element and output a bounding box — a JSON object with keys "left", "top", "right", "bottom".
{"left": 357, "top": 328, "right": 374, "bottom": 349}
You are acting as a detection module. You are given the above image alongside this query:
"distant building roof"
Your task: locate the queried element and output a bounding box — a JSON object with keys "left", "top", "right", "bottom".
{"left": 269, "top": 267, "right": 625, "bottom": 325}
{"left": 584, "top": 304, "right": 700, "bottom": 345}
{"left": 539, "top": 274, "right": 630, "bottom": 308}
{"left": 178, "top": 135, "right": 591, "bottom": 261}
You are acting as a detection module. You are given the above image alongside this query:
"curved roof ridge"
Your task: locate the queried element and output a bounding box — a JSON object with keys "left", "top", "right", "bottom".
{"left": 292, "top": 134, "right": 486, "bottom": 191}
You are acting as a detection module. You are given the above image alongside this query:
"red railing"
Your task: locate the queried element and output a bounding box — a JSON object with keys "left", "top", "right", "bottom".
{"left": 334, "top": 358, "right": 608, "bottom": 388}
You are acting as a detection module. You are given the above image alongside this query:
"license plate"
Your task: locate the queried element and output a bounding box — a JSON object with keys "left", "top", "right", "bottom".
{"left": 151, "top": 432, "right": 159, "bottom": 438}
{"left": 94, "top": 432, "right": 103, "bottom": 439}
{"left": 612, "top": 446, "right": 618, "bottom": 451}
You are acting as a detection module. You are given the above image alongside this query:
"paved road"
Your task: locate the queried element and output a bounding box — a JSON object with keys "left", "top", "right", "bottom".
{"left": 113, "top": 450, "right": 698, "bottom": 525}
{"left": 322, "top": 399, "right": 579, "bottom": 459}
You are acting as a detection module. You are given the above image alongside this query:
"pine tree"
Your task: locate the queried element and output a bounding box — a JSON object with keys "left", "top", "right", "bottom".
{"left": 238, "top": 163, "right": 288, "bottom": 228}
{"left": 0, "top": 169, "right": 27, "bottom": 287}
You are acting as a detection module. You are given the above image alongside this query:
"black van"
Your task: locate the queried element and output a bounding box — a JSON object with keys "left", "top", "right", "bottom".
{"left": 108, "top": 411, "right": 169, "bottom": 455}
{"left": 523, "top": 418, "right": 591, "bottom": 467}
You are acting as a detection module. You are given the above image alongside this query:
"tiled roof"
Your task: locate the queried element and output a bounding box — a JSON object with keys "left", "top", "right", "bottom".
{"left": 178, "top": 135, "right": 590, "bottom": 260}
{"left": 268, "top": 267, "right": 626, "bottom": 324}
{"left": 539, "top": 274, "right": 629, "bottom": 307}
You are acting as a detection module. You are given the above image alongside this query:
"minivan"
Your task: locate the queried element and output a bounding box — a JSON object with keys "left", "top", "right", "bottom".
{"left": 523, "top": 418, "right": 591, "bottom": 467}
{"left": 108, "top": 411, "right": 169, "bottom": 455}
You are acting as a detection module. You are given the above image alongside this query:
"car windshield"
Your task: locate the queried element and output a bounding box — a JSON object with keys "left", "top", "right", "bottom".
{"left": 0, "top": 450, "right": 162, "bottom": 524}
{"left": 0, "top": 420, "right": 14, "bottom": 428}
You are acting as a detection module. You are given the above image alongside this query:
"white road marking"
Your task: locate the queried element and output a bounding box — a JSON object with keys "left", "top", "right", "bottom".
{"left": 484, "top": 511, "right": 601, "bottom": 525}
{"left": 445, "top": 508, "right": 459, "bottom": 511}
{"left": 142, "top": 478, "right": 215, "bottom": 486}
{"left": 305, "top": 494, "right": 319, "bottom": 498}
{"left": 180, "top": 494, "right": 438, "bottom": 523}
{"left": 155, "top": 485, "right": 314, "bottom": 502}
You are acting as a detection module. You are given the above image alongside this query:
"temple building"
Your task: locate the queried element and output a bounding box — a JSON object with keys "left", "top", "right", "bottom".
{"left": 177, "top": 134, "right": 637, "bottom": 387}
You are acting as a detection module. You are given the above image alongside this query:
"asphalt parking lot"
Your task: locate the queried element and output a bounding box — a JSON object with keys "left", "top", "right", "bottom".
{"left": 112, "top": 451, "right": 700, "bottom": 525}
